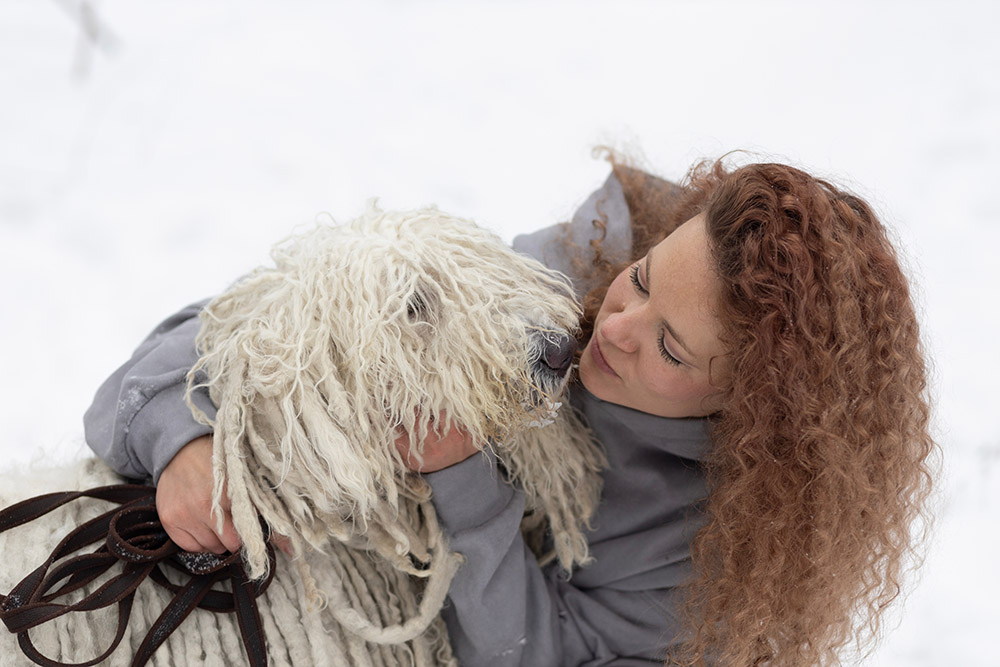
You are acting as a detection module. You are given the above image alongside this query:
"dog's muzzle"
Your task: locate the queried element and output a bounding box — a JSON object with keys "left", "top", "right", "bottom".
{"left": 523, "top": 330, "right": 576, "bottom": 425}
{"left": 541, "top": 332, "right": 577, "bottom": 378}
{"left": 529, "top": 329, "right": 578, "bottom": 394}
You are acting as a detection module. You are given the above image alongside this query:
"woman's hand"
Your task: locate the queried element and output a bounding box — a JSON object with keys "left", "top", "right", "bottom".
{"left": 159, "top": 421, "right": 471, "bottom": 555}
{"left": 156, "top": 434, "right": 241, "bottom": 555}
{"left": 394, "top": 416, "right": 478, "bottom": 473}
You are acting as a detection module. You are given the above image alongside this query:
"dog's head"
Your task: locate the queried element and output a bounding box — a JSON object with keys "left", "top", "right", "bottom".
{"left": 189, "top": 203, "right": 598, "bottom": 578}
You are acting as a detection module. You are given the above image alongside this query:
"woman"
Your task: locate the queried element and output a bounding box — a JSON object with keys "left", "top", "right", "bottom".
{"left": 84, "top": 156, "right": 936, "bottom": 665}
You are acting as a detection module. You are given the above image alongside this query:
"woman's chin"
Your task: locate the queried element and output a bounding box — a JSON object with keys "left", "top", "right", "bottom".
{"left": 577, "top": 356, "right": 610, "bottom": 400}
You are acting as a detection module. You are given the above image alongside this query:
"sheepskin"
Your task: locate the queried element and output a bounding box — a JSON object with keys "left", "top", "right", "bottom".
{"left": 0, "top": 203, "right": 605, "bottom": 666}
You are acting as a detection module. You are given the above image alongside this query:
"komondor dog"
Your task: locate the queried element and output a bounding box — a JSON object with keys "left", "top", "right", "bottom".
{"left": 0, "top": 203, "right": 605, "bottom": 666}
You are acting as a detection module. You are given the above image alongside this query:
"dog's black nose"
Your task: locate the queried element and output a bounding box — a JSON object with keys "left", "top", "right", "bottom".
{"left": 542, "top": 333, "right": 578, "bottom": 377}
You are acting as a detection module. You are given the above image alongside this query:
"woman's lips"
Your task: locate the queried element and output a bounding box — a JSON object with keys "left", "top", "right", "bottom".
{"left": 591, "top": 336, "right": 619, "bottom": 378}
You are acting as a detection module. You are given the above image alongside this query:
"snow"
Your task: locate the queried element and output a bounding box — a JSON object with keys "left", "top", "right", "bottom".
{"left": 1, "top": 0, "right": 997, "bottom": 663}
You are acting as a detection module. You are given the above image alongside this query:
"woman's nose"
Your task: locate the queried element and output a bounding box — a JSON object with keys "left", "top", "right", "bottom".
{"left": 601, "top": 308, "right": 639, "bottom": 354}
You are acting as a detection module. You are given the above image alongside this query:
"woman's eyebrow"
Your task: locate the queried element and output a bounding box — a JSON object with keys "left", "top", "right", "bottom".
{"left": 646, "top": 250, "right": 696, "bottom": 360}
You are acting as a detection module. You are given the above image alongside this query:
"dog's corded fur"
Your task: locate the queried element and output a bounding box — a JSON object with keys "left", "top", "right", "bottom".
{"left": 189, "top": 202, "right": 605, "bottom": 632}
{"left": 0, "top": 459, "right": 459, "bottom": 666}
{"left": 0, "top": 203, "right": 605, "bottom": 665}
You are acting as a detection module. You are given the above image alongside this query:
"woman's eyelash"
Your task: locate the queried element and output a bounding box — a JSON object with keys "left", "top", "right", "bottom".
{"left": 631, "top": 263, "right": 682, "bottom": 366}
{"left": 629, "top": 264, "right": 648, "bottom": 294}
{"left": 658, "top": 333, "right": 682, "bottom": 366}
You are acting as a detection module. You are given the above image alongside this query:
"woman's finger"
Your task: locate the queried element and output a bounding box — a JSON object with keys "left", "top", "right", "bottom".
{"left": 167, "top": 524, "right": 224, "bottom": 555}
{"left": 216, "top": 513, "right": 243, "bottom": 554}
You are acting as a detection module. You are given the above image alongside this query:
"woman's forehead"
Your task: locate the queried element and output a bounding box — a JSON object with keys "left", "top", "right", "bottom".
{"left": 647, "top": 215, "right": 725, "bottom": 361}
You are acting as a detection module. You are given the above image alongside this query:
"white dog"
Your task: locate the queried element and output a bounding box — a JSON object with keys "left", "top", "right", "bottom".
{"left": 0, "top": 203, "right": 604, "bottom": 666}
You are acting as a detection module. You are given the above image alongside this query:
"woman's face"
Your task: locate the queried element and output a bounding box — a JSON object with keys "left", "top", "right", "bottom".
{"left": 578, "top": 214, "right": 727, "bottom": 418}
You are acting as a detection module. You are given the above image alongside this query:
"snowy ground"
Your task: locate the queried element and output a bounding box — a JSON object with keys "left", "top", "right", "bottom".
{"left": 1, "top": 1, "right": 997, "bottom": 664}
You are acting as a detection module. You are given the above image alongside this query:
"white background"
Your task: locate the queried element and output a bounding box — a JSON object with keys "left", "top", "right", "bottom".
{"left": 1, "top": 1, "right": 997, "bottom": 663}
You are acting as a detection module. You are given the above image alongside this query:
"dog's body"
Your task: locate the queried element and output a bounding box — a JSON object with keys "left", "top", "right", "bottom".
{"left": 0, "top": 458, "right": 453, "bottom": 667}
{"left": 0, "top": 204, "right": 604, "bottom": 666}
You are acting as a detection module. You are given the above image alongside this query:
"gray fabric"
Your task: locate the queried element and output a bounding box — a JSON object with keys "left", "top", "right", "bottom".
{"left": 425, "top": 172, "right": 711, "bottom": 665}
{"left": 512, "top": 171, "right": 631, "bottom": 301}
{"left": 83, "top": 169, "right": 710, "bottom": 665}
{"left": 84, "top": 299, "right": 216, "bottom": 482}
{"left": 427, "top": 387, "right": 709, "bottom": 666}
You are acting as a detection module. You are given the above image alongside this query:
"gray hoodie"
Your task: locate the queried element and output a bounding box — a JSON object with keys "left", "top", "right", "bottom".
{"left": 83, "top": 172, "right": 710, "bottom": 666}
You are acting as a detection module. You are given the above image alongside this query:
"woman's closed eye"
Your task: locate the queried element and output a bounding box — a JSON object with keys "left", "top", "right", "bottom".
{"left": 657, "top": 333, "right": 682, "bottom": 366}
{"left": 629, "top": 264, "right": 647, "bottom": 295}
{"left": 629, "top": 263, "right": 682, "bottom": 366}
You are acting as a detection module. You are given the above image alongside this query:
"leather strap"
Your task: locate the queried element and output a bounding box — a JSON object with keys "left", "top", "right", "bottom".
{"left": 0, "top": 485, "right": 274, "bottom": 666}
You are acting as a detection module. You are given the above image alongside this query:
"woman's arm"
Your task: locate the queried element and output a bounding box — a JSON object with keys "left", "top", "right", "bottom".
{"left": 427, "top": 453, "right": 570, "bottom": 665}
{"left": 426, "top": 452, "right": 670, "bottom": 666}
{"left": 84, "top": 300, "right": 215, "bottom": 482}
{"left": 83, "top": 300, "right": 241, "bottom": 553}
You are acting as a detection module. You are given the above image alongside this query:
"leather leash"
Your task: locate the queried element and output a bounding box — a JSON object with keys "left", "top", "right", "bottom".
{"left": 0, "top": 485, "right": 274, "bottom": 666}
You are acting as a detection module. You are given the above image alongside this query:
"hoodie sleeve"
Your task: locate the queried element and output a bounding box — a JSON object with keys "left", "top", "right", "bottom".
{"left": 83, "top": 300, "right": 217, "bottom": 482}
{"left": 426, "top": 452, "right": 675, "bottom": 667}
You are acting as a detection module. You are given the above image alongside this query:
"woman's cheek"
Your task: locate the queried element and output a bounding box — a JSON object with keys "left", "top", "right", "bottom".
{"left": 655, "top": 367, "right": 716, "bottom": 405}
{"left": 645, "top": 366, "right": 688, "bottom": 399}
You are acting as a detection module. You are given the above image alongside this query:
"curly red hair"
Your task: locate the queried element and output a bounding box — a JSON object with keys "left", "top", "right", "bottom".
{"left": 582, "top": 157, "right": 937, "bottom": 665}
